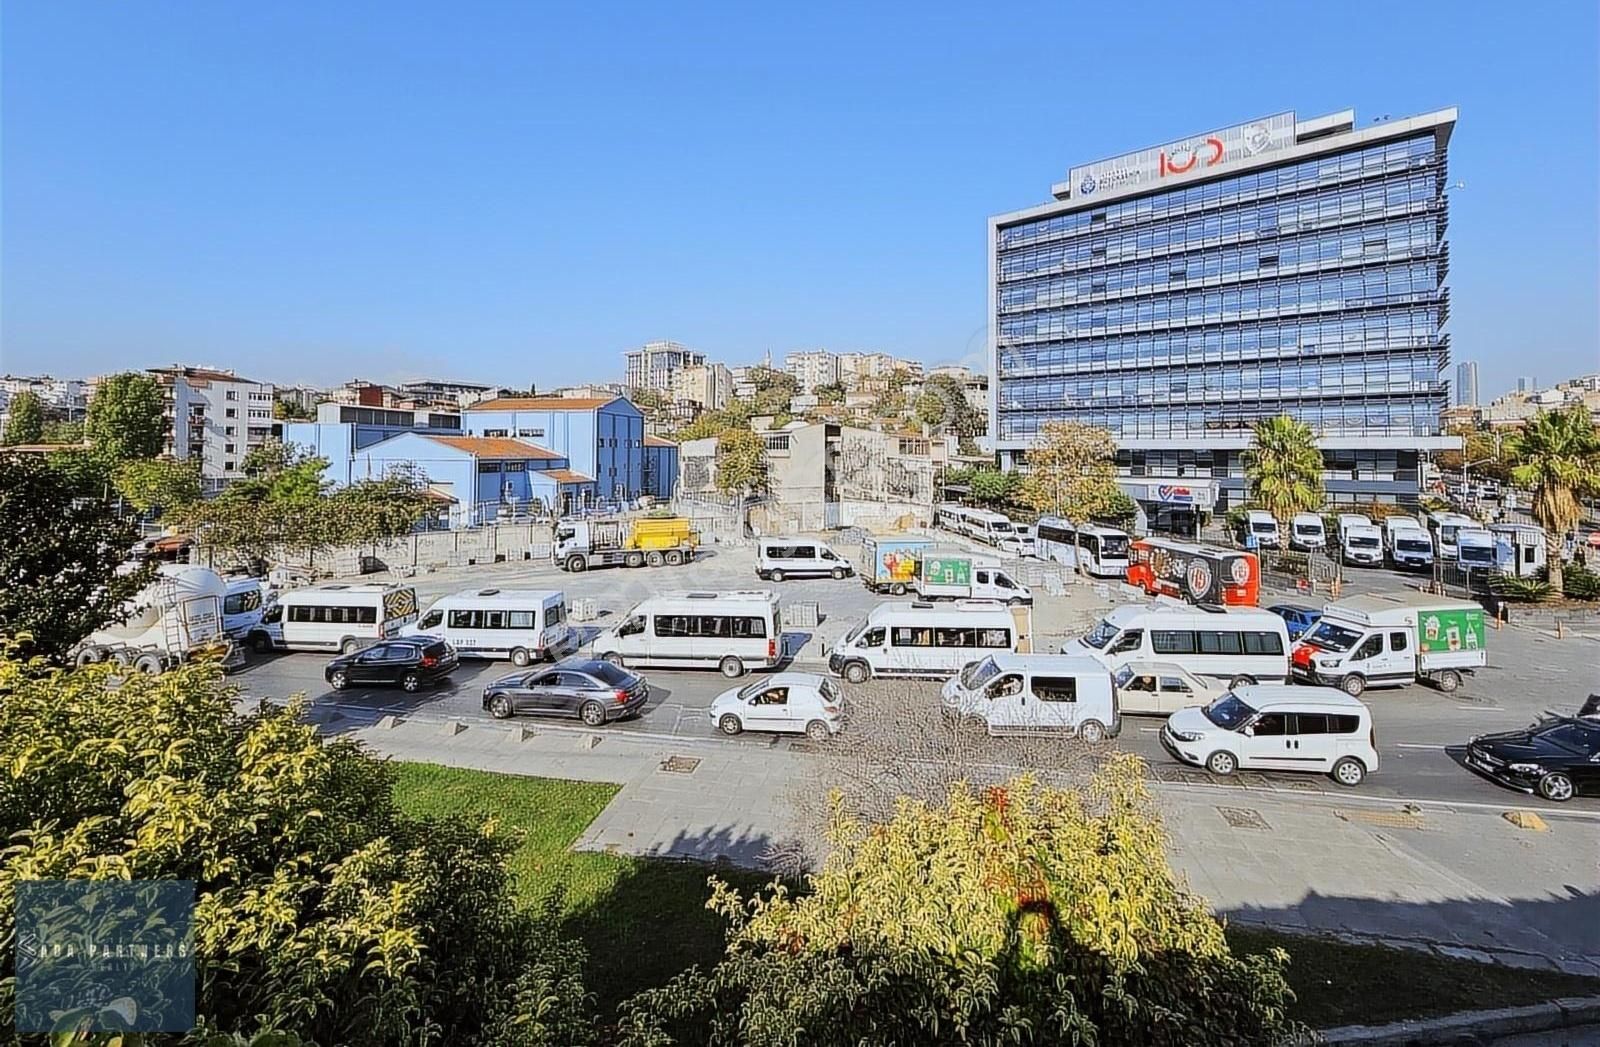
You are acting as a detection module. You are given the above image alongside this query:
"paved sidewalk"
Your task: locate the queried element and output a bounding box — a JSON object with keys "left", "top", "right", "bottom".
{"left": 318, "top": 706, "right": 1600, "bottom": 977}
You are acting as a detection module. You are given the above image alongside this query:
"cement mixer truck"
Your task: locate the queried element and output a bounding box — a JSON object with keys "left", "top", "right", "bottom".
{"left": 72, "top": 564, "right": 242, "bottom": 674}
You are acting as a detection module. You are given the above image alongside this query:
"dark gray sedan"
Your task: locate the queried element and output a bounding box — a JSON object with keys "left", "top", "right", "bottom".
{"left": 482, "top": 658, "right": 649, "bottom": 726}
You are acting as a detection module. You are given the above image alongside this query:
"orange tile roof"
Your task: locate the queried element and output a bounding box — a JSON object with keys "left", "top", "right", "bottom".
{"left": 540, "top": 468, "right": 594, "bottom": 484}
{"left": 468, "top": 396, "right": 618, "bottom": 411}
{"left": 422, "top": 435, "right": 563, "bottom": 460}
{"left": 643, "top": 435, "right": 678, "bottom": 447}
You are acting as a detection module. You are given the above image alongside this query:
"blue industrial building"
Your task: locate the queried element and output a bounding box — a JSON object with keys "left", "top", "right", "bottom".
{"left": 282, "top": 394, "right": 674, "bottom": 526}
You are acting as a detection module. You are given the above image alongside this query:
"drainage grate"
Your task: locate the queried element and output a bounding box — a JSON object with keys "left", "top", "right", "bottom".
{"left": 1217, "top": 806, "right": 1271, "bottom": 830}
{"left": 659, "top": 755, "right": 701, "bottom": 774}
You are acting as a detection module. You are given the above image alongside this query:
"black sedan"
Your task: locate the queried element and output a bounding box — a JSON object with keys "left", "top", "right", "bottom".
{"left": 326, "top": 637, "right": 458, "bottom": 693}
{"left": 1464, "top": 717, "right": 1600, "bottom": 803}
{"left": 482, "top": 658, "right": 649, "bottom": 726}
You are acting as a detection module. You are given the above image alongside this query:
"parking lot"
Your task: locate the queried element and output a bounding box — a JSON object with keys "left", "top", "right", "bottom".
{"left": 231, "top": 534, "right": 1600, "bottom": 809}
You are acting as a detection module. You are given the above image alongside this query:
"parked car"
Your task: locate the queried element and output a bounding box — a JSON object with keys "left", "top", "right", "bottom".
{"left": 1159, "top": 685, "right": 1377, "bottom": 786}
{"left": 996, "top": 526, "right": 1037, "bottom": 559}
{"left": 325, "top": 636, "right": 458, "bottom": 692}
{"left": 1463, "top": 716, "right": 1600, "bottom": 803}
{"left": 1112, "top": 660, "right": 1227, "bottom": 715}
{"left": 481, "top": 658, "right": 650, "bottom": 726}
{"left": 709, "top": 672, "right": 844, "bottom": 741}
{"left": 1267, "top": 603, "right": 1323, "bottom": 641}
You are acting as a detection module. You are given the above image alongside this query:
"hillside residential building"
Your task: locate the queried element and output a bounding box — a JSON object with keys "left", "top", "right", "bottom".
{"left": 669, "top": 361, "right": 734, "bottom": 411}
{"left": 624, "top": 340, "right": 705, "bottom": 393}
{"left": 397, "top": 378, "right": 498, "bottom": 408}
{"left": 991, "top": 106, "right": 1460, "bottom": 515}
{"left": 148, "top": 366, "right": 277, "bottom": 490}
{"left": 1480, "top": 375, "right": 1600, "bottom": 428}
{"left": 784, "top": 350, "right": 843, "bottom": 393}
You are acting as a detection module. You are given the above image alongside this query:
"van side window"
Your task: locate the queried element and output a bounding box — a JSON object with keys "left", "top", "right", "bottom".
{"left": 1034, "top": 676, "right": 1078, "bottom": 703}
{"left": 1252, "top": 713, "right": 1287, "bottom": 736}
{"left": 978, "top": 628, "right": 1012, "bottom": 648}
{"left": 861, "top": 627, "right": 885, "bottom": 647}
{"left": 1389, "top": 631, "right": 1408, "bottom": 652}
{"left": 793, "top": 546, "right": 815, "bottom": 559}
{"left": 484, "top": 610, "right": 507, "bottom": 630}
{"left": 1328, "top": 714, "right": 1360, "bottom": 734}
{"left": 509, "top": 611, "right": 535, "bottom": 629}
{"left": 1152, "top": 629, "right": 1196, "bottom": 654}
{"left": 892, "top": 627, "right": 934, "bottom": 647}
{"left": 1291, "top": 713, "right": 1328, "bottom": 734}
{"left": 546, "top": 604, "right": 564, "bottom": 626}
{"left": 449, "top": 609, "right": 479, "bottom": 629}
{"left": 1108, "top": 629, "right": 1142, "bottom": 654}
{"left": 1352, "top": 636, "right": 1382, "bottom": 660}
{"left": 420, "top": 610, "right": 443, "bottom": 629}
{"left": 1198, "top": 631, "right": 1242, "bottom": 655}
{"left": 654, "top": 615, "right": 689, "bottom": 638}
{"left": 1243, "top": 631, "right": 1284, "bottom": 655}
{"left": 731, "top": 616, "right": 767, "bottom": 638}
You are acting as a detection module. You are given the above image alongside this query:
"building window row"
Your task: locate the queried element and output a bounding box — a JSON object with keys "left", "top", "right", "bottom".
{"left": 997, "top": 399, "right": 1443, "bottom": 443}
{"left": 999, "top": 263, "right": 1440, "bottom": 343}
{"left": 998, "top": 308, "right": 1441, "bottom": 378}
{"left": 999, "top": 134, "right": 1438, "bottom": 251}
{"left": 998, "top": 215, "right": 1441, "bottom": 313}
{"left": 998, "top": 174, "right": 1442, "bottom": 281}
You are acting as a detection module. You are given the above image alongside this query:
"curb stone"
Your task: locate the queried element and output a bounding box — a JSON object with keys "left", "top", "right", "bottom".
{"left": 1319, "top": 996, "right": 1600, "bottom": 1045}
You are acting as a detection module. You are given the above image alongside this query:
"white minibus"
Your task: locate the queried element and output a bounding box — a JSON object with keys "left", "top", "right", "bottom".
{"left": 1034, "top": 518, "right": 1131, "bottom": 577}
{"left": 1063, "top": 600, "right": 1290, "bottom": 686}
{"left": 956, "top": 507, "right": 1016, "bottom": 546}
{"left": 272, "top": 583, "right": 420, "bottom": 654}
{"left": 756, "top": 538, "right": 854, "bottom": 581}
{"left": 941, "top": 654, "right": 1120, "bottom": 743}
{"left": 591, "top": 590, "right": 782, "bottom": 677}
{"left": 1288, "top": 513, "right": 1326, "bottom": 552}
{"left": 1428, "top": 511, "right": 1480, "bottom": 561}
{"left": 826, "top": 600, "right": 1020, "bottom": 684}
{"left": 405, "top": 588, "right": 573, "bottom": 666}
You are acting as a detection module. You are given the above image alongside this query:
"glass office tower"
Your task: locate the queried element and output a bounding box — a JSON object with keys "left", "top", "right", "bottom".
{"left": 989, "top": 108, "right": 1458, "bottom": 516}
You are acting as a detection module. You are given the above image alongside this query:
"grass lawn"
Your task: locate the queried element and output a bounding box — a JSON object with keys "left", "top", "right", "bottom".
{"left": 389, "top": 761, "right": 775, "bottom": 1013}
{"left": 391, "top": 761, "right": 1600, "bottom": 1027}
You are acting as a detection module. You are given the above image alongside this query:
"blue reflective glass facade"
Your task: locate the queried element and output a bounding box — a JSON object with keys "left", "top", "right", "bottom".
{"left": 991, "top": 114, "right": 1453, "bottom": 506}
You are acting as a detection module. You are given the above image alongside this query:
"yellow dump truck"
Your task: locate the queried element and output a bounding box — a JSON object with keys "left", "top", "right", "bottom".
{"left": 553, "top": 516, "right": 699, "bottom": 571}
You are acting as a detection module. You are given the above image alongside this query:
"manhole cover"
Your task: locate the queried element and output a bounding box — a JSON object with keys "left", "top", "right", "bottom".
{"left": 1217, "top": 806, "right": 1271, "bottom": 830}
{"left": 660, "top": 755, "right": 701, "bottom": 774}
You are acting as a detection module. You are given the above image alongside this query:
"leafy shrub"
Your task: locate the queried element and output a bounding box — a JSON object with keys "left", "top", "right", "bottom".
{"left": 1490, "top": 574, "right": 1552, "bottom": 601}
{"left": 0, "top": 652, "right": 595, "bottom": 1046}
{"left": 615, "top": 758, "right": 1304, "bottom": 1047}
{"left": 1562, "top": 568, "right": 1600, "bottom": 601}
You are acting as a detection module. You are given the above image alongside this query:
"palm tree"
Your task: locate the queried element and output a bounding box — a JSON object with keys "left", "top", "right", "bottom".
{"left": 1505, "top": 406, "right": 1600, "bottom": 597}
{"left": 1243, "top": 415, "right": 1325, "bottom": 532}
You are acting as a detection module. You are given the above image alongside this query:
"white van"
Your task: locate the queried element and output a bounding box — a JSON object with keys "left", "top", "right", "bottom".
{"left": 1239, "top": 510, "right": 1281, "bottom": 549}
{"left": 956, "top": 508, "right": 1016, "bottom": 546}
{"left": 1341, "top": 523, "right": 1384, "bottom": 567}
{"left": 1160, "top": 685, "right": 1378, "bottom": 786}
{"left": 1064, "top": 600, "right": 1290, "bottom": 686}
{"left": 222, "top": 576, "right": 271, "bottom": 638}
{"left": 756, "top": 538, "right": 854, "bottom": 581}
{"left": 1288, "top": 513, "right": 1326, "bottom": 552}
{"left": 940, "top": 654, "right": 1120, "bottom": 743}
{"left": 271, "top": 583, "right": 420, "bottom": 654}
{"left": 827, "top": 600, "right": 1020, "bottom": 684}
{"left": 591, "top": 590, "right": 782, "bottom": 677}
{"left": 1428, "top": 511, "right": 1480, "bottom": 561}
{"left": 405, "top": 588, "right": 573, "bottom": 666}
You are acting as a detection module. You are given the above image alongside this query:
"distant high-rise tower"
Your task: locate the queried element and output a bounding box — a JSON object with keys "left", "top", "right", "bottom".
{"left": 1515, "top": 376, "right": 1536, "bottom": 394}
{"left": 1455, "top": 361, "right": 1479, "bottom": 407}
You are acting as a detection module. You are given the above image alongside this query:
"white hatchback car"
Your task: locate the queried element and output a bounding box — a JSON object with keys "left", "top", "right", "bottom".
{"left": 1160, "top": 685, "right": 1377, "bottom": 787}
{"left": 709, "top": 672, "right": 845, "bottom": 741}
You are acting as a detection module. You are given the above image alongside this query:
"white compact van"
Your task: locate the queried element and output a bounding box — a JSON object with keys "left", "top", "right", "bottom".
{"left": 1341, "top": 523, "right": 1384, "bottom": 567}
{"left": 1160, "top": 685, "right": 1377, "bottom": 786}
{"left": 406, "top": 588, "right": 573, "bottom": 665}
{"left": 756, "top": 538, "right": 854, "bottom": 581}
{"left": 592, "top": 590, "right": 782, "bottom": 677}
{"left": 827, "top": 600, "right": 1021, "bottom": 684}
{"left": 941, "top": 654, "right": 1120, "bottom": 743}
{"left": 1064, "top": 600, "right": 1290, "bottom": 686}
{"left": 1239, "top": 510, "right": 1281, "bottom": 549}
{"left": 267, "top": 583, "right": 420, "bottom": 654}
{"left": 1288, "top": 513, "right": 1326, "bottom": 552}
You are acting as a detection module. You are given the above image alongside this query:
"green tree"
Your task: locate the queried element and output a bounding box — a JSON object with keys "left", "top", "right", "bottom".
{"left": 85, "top": 371, "right": 166, "bottom": 461}
{"left": 746, "top": 367, "right": 799, "bottom": 417}
{"left": 915, "top": 374, "right": 984, "bottom": 451}
{"left": 0, "top": 653, "right": 595, "bottom": 1045}
{"left": 114, "top": 457, "right": 203, "bottom": 513}
{"left": 969, "top": 468, "right": 1018, "bottom": 506}
{"left": 813, "top": 381, "right": 846, "bottom": 405}
{"left": 1243, "top": 415, "right": 1326, "bottom": 529}
{"left": 2, "top": 391, "right": 45, "bottom": 445}
{"left": 272, "top": 399, "right": 316, "bottom": 421}
{"left": 1436, "top": 425, "right": 1512, "bottom": 484}
{"left": 1017, "top": 422, "right": 1136, "bottom": 526}
{"left": 714, "top": 427, "right": 768, "bottom": 496}
{"left": 0, "top": 455, "right": 154, "bottom": 662}
{"left": 40, "top": 418, "right": 85, "bottom": 444}
{"left": 616, "top": 759, "right": 1300, "bottom": 1047}
{"left": 46, "top": 446, "right": 116, "bottom": 494}
{"left": 1506, "top": 406, "right": 1600, "bottom": 597}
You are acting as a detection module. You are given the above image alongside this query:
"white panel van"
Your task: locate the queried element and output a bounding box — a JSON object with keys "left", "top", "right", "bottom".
{"left": 827, "top": 601, "right": 1019, "bottom": 684}
{"left": 1063, "top": 599, "right": 1290, "bottom": 686}
{"left": 405, "top": 588, "right": 574, "bottom": 666}
{"left": 940, "top": 654, "right": 1120, "bottom": 743}
{"left": 756, "top": 538, "right": 854, "bottom": 581}
{"left": 591, "top": 590, "right": 782, "bottom": 677}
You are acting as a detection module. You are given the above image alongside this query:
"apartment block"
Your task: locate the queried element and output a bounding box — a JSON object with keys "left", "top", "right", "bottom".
{"left": 669, "top": 361, "right": 734, "bottom": 411}
{"left": 623, "top": 340, "right": 705, "bottom": 393}
{"left": 148, "top": 366, "right": 277, "bottom": 489}
{"left": 784, "top": 350, "right": 842, "bottom": 393}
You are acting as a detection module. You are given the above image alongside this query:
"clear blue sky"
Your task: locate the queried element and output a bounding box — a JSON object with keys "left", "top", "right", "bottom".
{"left": 3, "top": 1, "right": 1596, "bottom": 398}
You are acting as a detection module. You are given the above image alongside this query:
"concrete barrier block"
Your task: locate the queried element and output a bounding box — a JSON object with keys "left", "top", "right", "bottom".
{"left": 579, "top": 733, "right": 603, "bottom": 750}
{"left": 374, "top": 714, "right": 401, "bottom": 730}
{"left": 441, "top": 720, "right": 467, "bottom": 737}
{"left": 505, "top": 725, "right": 538, "bottom": 744}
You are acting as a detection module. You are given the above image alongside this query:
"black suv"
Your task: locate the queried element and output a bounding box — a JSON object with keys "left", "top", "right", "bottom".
{"left": 326, "top": 637, "right": 458, "bottom": 693}
{"left": 1464, "top": 716, "right": 1600, "bottom": 803}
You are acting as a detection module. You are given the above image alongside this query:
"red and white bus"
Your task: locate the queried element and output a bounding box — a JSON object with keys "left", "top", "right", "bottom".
{"left": 1126, "top": 538, "right": 1260, "bottom": 606}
